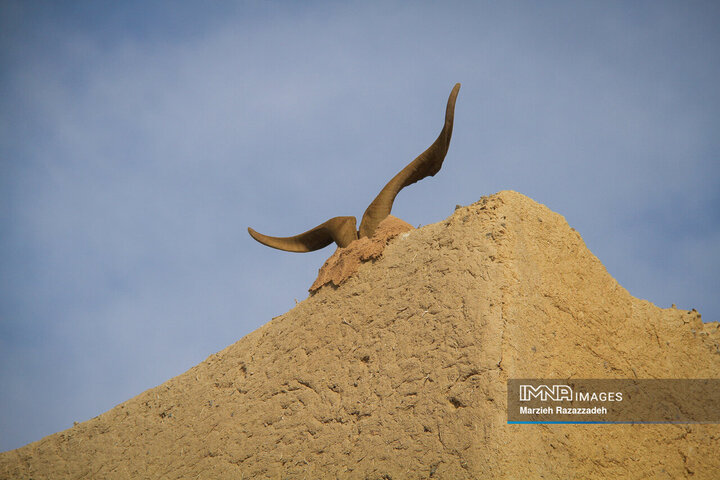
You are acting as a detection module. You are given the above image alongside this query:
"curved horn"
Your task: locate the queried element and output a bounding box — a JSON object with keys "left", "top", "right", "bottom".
{"left": 358, "top": 83, "right": 460, "bottom": 238}
{"left": 248, "top": 216, "right": 358, "bottom": 252}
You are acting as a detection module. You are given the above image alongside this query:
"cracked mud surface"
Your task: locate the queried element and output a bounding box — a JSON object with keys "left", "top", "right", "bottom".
{"left": 2, "top": 191, "right": 718, "bottom": 479}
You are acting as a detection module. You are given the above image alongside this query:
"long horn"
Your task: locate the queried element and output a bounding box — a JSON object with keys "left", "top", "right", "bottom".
{"left": 358, "top": 83, "right": 460, "bottom": 238}
{"left": 248, "top": 216, "right": 358, "bottom": 252}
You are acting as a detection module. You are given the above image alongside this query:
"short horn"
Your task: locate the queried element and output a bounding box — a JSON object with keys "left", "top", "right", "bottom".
{"left": 248, "top": 216, "right": 358, "bottom": 252}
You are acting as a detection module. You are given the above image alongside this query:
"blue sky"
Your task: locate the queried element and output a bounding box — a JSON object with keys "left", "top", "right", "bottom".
{"left": 1, "top": 1, "right": 719, "bottom": 451}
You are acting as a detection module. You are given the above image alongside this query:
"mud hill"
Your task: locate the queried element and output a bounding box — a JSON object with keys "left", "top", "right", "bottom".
{"left": 1, "top": 191, "right": 718, "bottom": 479}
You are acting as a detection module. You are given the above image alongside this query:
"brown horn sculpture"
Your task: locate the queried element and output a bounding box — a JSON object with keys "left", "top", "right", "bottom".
{"left": 248, "top": 83, "right": 460, "bottom": 252}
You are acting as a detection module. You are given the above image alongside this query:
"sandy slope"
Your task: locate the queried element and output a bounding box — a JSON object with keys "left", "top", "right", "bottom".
{"left": 2, "top": 191, "right": 718, "bottom": 479}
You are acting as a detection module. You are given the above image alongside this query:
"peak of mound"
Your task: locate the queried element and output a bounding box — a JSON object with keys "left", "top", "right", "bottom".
{"left": 2, "top": 191, "right": 718, "bottom": 479}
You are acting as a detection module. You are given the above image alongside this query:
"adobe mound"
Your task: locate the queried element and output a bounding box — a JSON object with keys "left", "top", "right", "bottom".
{"left": 2, "top": 191, "right": 718, "bottom": 479}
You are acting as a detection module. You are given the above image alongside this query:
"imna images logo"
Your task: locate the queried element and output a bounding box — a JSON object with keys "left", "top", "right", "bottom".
{"left": 518, "top": 383, "right": 623, "bottom": 402}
